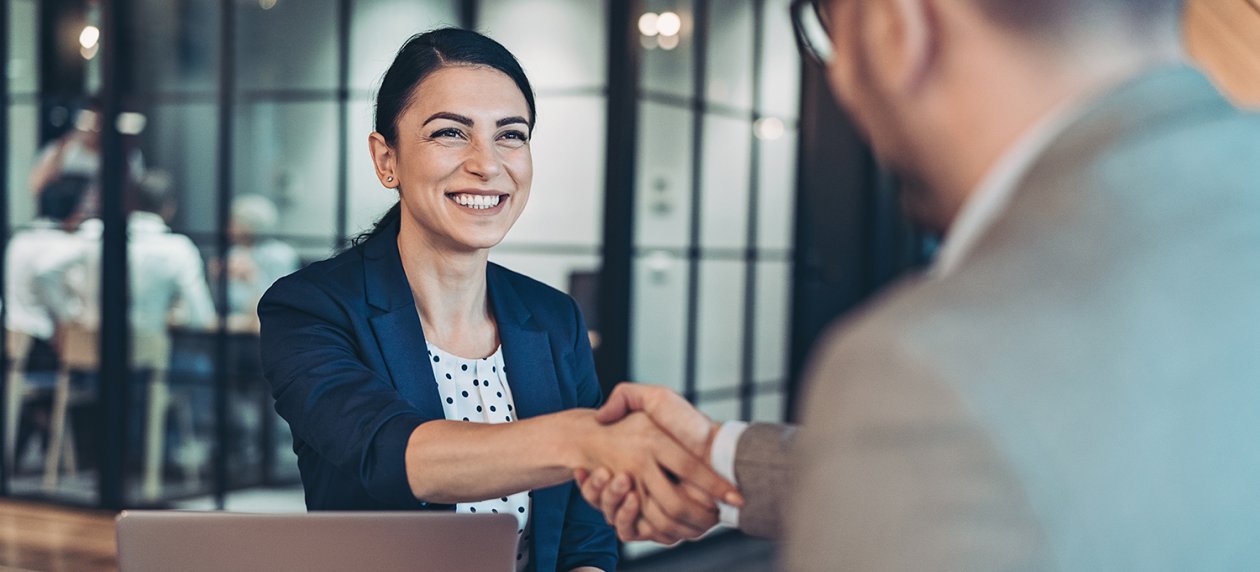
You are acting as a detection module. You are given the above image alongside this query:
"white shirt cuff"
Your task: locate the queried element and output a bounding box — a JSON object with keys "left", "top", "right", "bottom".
{"left": 710, "top": 420, "right": 748, "bottom": 529}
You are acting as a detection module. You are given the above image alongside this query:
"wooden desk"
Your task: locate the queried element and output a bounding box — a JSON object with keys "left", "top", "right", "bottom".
{"left": 0, "top": 499, "right": 117, "bottom": 571}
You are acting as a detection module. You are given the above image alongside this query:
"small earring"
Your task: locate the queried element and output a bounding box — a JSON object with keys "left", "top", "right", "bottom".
{"left": 386, "top": 176, "right": 394, "bottom": 183}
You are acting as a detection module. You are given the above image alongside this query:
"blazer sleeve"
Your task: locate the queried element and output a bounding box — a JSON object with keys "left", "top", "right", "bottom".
{"left": 783, "top": 329, "right": 1045, "bottom": 571}
{"left": 258, "top": 274, "right": 428, "bottom": 507}
{"left": 556, "top": 296, "right": 619, "bottom": 572}
{"left": 733, "top": 422, "right": 797, "bottom": 539}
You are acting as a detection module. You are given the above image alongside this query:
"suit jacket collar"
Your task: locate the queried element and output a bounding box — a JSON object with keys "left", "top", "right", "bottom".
{"left": 938, "top": 64, "right": 1228, "bottom": 278}
{"left": 953, "top": 65, "right": 1236, "bottom": 274}
{"left": 360, "top": 222, "right": 562, "bottom": 420}
{"left": 1027, "top": 64, "right": 1233, "bottom": 183}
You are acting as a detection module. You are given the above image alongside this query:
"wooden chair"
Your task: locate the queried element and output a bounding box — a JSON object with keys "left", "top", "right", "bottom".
{"left": 5, "top": 330, "right": 71, "bottom": 473}
{"left": 42, "top": 326, "right": 200, "bottom": 499}
{"left": 42, "top": 324, "right": 95, "bottom": 490}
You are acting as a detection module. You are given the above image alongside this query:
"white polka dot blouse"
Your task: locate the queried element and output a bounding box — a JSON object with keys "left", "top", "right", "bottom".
{"left": 427, "top": 342, "right": 532, "bottom": 571}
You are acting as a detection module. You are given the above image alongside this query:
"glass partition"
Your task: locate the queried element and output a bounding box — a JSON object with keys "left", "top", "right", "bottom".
{"left": 2, "top": 3, "right": 804, "bottom": 565}
{"left": 5, "top": 0, "right": 104, "bottom": 505}
{"left": 627, "top": 0, "right": 801, "bottom": 557}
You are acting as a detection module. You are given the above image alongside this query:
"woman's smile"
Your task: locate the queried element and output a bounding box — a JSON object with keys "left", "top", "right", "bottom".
{"left": 367, "top": 64, "right": 535, "bottom": 251}
{"left": 447, "top": 190, "right": 510, "bottom": 215}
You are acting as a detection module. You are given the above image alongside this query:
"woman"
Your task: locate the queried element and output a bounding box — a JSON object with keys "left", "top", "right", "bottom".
{"left": 259, "top": 28, "right": 736, "bottom": 572}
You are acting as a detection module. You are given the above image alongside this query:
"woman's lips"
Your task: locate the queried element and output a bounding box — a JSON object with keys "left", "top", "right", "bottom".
{"left": 447, "top": 192, "right": 509, "bottom": 214}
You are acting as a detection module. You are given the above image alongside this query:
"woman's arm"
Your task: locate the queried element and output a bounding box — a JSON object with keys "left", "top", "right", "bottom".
{"left": 261, "top": 274, "right": 736, "bottom": 533}
{"left": 260, "top": 275, "right": 430, "bottom": 507}
{"left": 401, "top": 294, "right": 620, "bottom": 503}
{"left": 404, "top": 408, "right": 728, "bottom": 540}
{"left": 401, "top": 294, "right": 734, "bottom": 538}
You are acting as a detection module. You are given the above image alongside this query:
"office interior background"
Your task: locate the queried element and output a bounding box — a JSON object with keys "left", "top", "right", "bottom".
{"left": 1, "top": 0, "right": 1257, "bottom": 568}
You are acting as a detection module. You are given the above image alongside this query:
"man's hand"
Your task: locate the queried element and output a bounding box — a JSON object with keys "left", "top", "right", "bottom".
{"left": 576, "top": 383, "right": 743, "bottom": 543}
{"left": 575, "top": 410, "right": 737, "bottom": 544}
{"left": 596, "top": 383, "right": 720, "bottom": 461}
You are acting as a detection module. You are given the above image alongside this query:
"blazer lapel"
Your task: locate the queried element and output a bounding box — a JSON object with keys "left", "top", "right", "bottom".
{"left": 362, "top": 228, "right": 445, "bottom": 422}
{"left": 486, "top": 264, "right": 563, "bottom": 420}
{"left": 486, "top": 264, "right": 566, "bottom": 569}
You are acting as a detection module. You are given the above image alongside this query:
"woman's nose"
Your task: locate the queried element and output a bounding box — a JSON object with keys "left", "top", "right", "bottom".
{"left": 463, "top": 139, "right": 503, "bottom": 180}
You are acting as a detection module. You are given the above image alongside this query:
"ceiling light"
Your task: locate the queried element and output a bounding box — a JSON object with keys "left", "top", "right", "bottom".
{"left": 79, "top": 25, "right": 100, "bottom": 49}
{"left": 657, "top": 12, "right": 682, "bottom": 37}
{"left": 754, "top": 117, "right": 785, "bottom": 141}
{"left": 638, "top": 12, "right": 659, "bottom": 36}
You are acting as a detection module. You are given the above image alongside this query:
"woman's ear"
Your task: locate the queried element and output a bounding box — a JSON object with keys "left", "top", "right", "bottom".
{"left": 368, "top": 132, "right": 398, "bottom": 188}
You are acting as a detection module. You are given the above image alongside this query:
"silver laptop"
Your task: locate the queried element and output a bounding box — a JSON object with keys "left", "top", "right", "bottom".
{"left": 116, "top": 511, "right": 519, "bottom": 572}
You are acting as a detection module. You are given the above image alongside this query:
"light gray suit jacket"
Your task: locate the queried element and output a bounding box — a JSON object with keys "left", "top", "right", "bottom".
{"left": 734, "top": 66, "right": 1260, "bottom": 570}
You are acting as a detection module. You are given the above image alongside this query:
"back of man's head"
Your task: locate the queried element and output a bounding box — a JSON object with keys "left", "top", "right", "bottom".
{"left": 973, "top": 0, "right": 1182, "bottom": 39}
{"left": 39, "top": 175, "right": 91, "bottom": 222}
{"left": 130, "top": 170, "right": 173, "bottom": 215}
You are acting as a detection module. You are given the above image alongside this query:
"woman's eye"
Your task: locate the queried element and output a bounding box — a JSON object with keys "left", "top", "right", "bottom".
{"left": 432, "top": 128, "right": 464, "bottom": 139}
{"left": 500, "top": 130, "right": 528, "bottom": 142}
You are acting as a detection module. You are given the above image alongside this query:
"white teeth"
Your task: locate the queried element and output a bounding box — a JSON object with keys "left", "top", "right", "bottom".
{"left": 452, "top": 193, "right": 502, "bottom": 209}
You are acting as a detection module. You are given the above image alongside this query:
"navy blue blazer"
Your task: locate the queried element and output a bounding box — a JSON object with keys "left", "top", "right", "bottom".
{"left": 258, "top": 225, "right": 617, "bottom": 572}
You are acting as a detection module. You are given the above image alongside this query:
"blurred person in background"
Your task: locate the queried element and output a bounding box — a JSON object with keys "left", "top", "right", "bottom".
{"left": 33, "top": 169, "right": 216, "bottom": 476}
{"left": 6, "top": 175, "right": 91, "bottom": 351}
{"left": 41, "top": 169, "right": 216, "bottom": 346}
{"left": 4, "top": 175, "right": 91, "bottom": 469}
{"left": 27, "top": 99, "right": 146, "bottom": 217}
{"left": 216, "top": 194, "right": 299, "bottom": 332}
{"left": 208, "top": 194, "right": 299, "bottom": 474}
{"left": 578, "top": 0, "right": 1260, "bottom": 569}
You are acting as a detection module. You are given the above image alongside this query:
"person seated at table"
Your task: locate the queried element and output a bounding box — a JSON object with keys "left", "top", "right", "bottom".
{"left": 214, "top": 194, "right": 299, "bottom": 332}
{"left": 4, "top": 175, "right": 91, "bottom": 469}
{"left": 42, "top": 170, "right": 216, "bottom": 339}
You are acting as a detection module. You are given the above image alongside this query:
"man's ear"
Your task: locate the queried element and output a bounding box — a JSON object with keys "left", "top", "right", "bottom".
{"left": 368, "top": 131, "right": 397, "bottom": 188}
{"left": 866, "top": 0, "right": 937, "bottom": 95}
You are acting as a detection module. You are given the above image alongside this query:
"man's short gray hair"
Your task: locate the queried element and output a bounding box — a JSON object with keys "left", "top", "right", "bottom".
{"left": 132, "top": 170, "right": 173, "bottom": 214}
{"left": 232, "top": 194, "right": 280, "bottom": 234}
{"left": 974, "top": 0, "right": 1182, "bottom": 35}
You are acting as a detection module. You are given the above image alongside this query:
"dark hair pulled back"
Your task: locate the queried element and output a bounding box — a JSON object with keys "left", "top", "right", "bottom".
{"left": 355, "top": 27, "right": 536, "bottom": 246}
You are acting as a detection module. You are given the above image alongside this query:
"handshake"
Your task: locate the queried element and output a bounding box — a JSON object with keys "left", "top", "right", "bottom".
{"left": 571, "top": 383, "right": 744, "bottom": 545}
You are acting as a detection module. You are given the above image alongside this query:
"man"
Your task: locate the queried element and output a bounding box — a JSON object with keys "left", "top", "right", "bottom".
{"left": 4, "top": 176, "right": 90, "bottom": 467}
{"left": 6, "top": 176, "right": 90, "bottom": 345}
{"left": 579, "top": 0, "right": 1260, "bottom": 569}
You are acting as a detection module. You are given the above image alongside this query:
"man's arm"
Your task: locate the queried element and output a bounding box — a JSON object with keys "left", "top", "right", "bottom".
{"left": 588, "top": 418, "right": 794, "bottom": 540}
{"left": 783, "top": 327, "right": 1047, "bottom": 571}
{"left": 729, "top": 422, "right": 796, "bottom": 539}
{"left": 577, "top": 383, "right": 798, "bottom": 541}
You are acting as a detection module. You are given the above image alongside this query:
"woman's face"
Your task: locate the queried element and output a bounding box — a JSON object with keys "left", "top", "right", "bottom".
{"left": 377, "top": 65, "right": 533, "bottom": 253}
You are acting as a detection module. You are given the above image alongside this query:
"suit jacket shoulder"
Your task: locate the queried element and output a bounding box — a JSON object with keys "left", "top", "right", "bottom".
{"left": 786, "top": 66, "right": 1260, "bottom": 571}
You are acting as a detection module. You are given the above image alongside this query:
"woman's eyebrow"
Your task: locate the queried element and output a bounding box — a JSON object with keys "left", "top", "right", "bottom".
{"left": 496, "top": 116, "right": 529, "bottom": 127}
{"left": 422, "top": 112, "right": 473, "bottom": 126}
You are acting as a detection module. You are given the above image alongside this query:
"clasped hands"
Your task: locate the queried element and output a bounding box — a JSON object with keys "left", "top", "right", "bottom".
{"left": 574, "top": 384, "right": 742, "bottom": 544}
